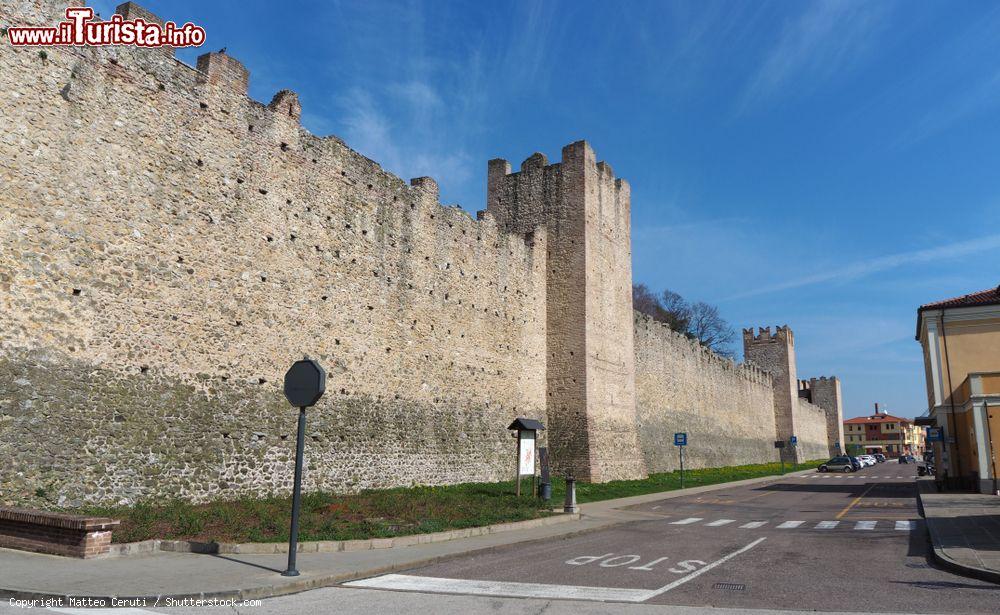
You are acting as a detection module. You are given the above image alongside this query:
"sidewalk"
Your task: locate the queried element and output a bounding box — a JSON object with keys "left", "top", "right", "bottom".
{"left": 0, "top": 469, "right": 813, "bottom": 604}
{"left": 917, "top": 477, "right": 1000, "bottom": 584}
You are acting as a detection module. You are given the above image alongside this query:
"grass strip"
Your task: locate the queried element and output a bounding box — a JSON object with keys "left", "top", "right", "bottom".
{"left": 76, "top": 458, "right": 825, "bottom": 544}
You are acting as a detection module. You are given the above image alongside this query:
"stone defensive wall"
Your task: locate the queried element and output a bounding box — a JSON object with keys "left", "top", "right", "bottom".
{"left": 634, "top": 313, "right": 779, "bottom": 472}
{"left": 0, "top": 0, "right": 548, "bottom": 506}
{"left": 0, "top": 1, "right": 843, "bottom": 506}
{"left": 794, "top": 398, "right": 833, "bottom": 462}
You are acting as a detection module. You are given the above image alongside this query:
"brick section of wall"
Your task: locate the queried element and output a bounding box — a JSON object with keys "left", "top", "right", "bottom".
{"left": 0, "top": 508, "right": 118, "bottom": 558}
{"left": 196, "top": 51, "right": 249, "bottom": 95}
{"left": 0, "top": 1, "right": 548, "bottom": 506}
{"left": 634, "top": 313, "right": 778, "bottom": 472}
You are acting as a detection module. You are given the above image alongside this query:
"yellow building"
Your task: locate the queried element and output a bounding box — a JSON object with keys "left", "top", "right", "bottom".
{"left": 916, "top": 285, "right": 1000, "bottom": 494}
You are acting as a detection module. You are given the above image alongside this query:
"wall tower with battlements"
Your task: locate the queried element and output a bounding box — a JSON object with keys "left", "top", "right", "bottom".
{"left": 743, "top": 326, "right": 842, "bottom": 462}
{"left": 744, "top": 326, "right": 803, "bottom": 462}
{"left": 485, "top": 143, "right": 647, "bottom": 482}
{"left": 801, "top": 377, "right": 846, "bottom": 457}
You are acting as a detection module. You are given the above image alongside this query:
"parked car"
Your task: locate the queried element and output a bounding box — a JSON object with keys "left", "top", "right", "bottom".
{"left": 849, "top": 456, "right": 863, "bottom": 471}
{"left": 858, "top": 455, "right": 876, "bottom": 467}
{"left": 918, "top": 463, "right": 935, "bottom": 476}
{"left": 819, "top": 456, "right": 856, "bottom": 473}
{"left": 874, "top": 454, "right": 886, "bottom": 463}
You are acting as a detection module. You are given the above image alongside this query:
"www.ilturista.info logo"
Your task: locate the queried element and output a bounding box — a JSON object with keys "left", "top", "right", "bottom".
{"left": 7, "top": 7, "right": 205, "bottom": 47}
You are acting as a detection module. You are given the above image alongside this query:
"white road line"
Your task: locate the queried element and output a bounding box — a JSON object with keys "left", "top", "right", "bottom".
{"left": 50, "top": 610, "right": 159, "bottom": 615}
{"left": 895, "top": 520, "right": 913, "bottom": 531}
{"left": 670, "top": 517, "right": 703, "bottom": 525}
{"left": 705, "top": 519, "right": 735, "bottom": 527}
{"left": 651, "top": 505, "right": 661, "bottom": 510}
{"left": 641, "top": 537, "right": 767, "bottom": 600}
{"left": 855, "top": 521, "right": 877, "bottom": 530}
{"left": 344, "top": 574, "right": 651, "bottom": 602}
{"left": 739, "top": 521, "right": 768, "bottom": 529}
{"left": 777, "top": 520, "right": 805, "bottom": 529}
{"left": 833, "top": 475, "right": 843, "bottom": 479}
{"left": 346, "top": 538, "right": 768, "bottom": 604}
{"left": 815, "top": 521, "right": 839, "bottom": 529}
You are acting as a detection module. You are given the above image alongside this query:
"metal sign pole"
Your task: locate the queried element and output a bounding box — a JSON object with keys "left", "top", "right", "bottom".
{"left": 679, "top": 445, "right": 685, "bottom": 489}
{"left": 515, "top": 432, "right": 522, "bottom": 497}
{"left": 282, "top": 406, "right": 307, "bottom": 577}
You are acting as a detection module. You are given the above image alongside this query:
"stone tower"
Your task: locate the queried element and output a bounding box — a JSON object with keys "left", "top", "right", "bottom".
{"left": 485, "top": 141, "right": 648, "bottom": 482}
{"left": 807, "top": 376, "right": 845, "bottom": 457}
{"left": 743, "top": 326, "right": 802, "bottom": 463}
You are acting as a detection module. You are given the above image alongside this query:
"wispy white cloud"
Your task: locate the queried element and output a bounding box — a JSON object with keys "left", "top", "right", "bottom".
{"left": 724, "top": 233, "right": 1000, "bottom": 301}
{"left": 737, "top": 1, "right": 889, "bottom": 113}
{"left": 337, "top": 86, "right": 474, "bottom": 196}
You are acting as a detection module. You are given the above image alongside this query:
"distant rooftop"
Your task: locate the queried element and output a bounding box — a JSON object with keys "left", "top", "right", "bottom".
{"left": 844, "top": 413, "right": 912, "bottom": 425}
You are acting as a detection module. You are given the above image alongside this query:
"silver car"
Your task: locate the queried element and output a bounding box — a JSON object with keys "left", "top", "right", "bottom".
{"left": 819, "top": 456, "right": 855, "bottom": 473}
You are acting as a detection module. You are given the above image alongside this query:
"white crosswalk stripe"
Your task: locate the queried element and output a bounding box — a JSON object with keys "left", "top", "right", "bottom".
{"left": 666, "top": 517, "right": 915, "bottom": 533}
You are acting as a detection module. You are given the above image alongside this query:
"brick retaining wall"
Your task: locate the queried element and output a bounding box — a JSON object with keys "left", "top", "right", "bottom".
{"left": 0, "top": 508, "right": 119, "bottom": 558}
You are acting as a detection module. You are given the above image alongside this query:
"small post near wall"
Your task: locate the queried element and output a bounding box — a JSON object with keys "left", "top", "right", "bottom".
{"left": 674, "top": 432, "right": 687, "bottom": 489}
{"left": 281, "top": 357, "right": 326, "bottom": 577}
{"left": 509, "top": 418, "right": 544, "bottom": 496}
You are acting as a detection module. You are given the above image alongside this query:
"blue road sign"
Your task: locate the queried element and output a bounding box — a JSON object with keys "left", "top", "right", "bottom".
{"left": 674, "top": 432, "right": 687, "bottom": 446}
{"left": 789, "top": 435, "right": 798, "bottom": 446}
{"left": 926, "top": 428, "right": 943, "bottom": 442}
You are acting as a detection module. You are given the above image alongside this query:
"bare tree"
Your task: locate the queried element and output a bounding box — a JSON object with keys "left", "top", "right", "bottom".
{"left": 687, "top": 301, "right": 736, "bottom": 358}
{"left": 632, "top": 284, "right": 735, "bottom": 357}
{"left": 632, "top": 283, "right": 665, "bottom": 322}
{"left": 658, "top": 289, "right": 691, "bottom": 334}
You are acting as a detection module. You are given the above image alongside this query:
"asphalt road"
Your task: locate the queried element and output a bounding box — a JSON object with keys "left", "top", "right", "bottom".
{"left": 3, "top": 462, "right": 996, "bottom": 615}
{"left": 347, "top": 462, "right": 1000, "bottom": 613}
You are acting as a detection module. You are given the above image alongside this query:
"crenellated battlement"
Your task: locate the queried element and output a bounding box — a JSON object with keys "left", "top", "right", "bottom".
{"left": 742, "top": 325, "right": 794, "bottom": 346}
{"left": 636, "top": 312, "right": 773, "bottom": 388}
{"left": 484, "top": 140, "right": 630, "bottom": 237}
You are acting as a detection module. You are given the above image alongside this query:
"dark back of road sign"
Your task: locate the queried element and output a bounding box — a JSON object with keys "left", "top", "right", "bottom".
{"left": 539, "top": 447, "right": 550, "bottom": 483}
{"left": 284, "top": 359, "right": 326, "bottom": 408}
{"left": 774, "top": 440, "right": 785, "bottom": 449}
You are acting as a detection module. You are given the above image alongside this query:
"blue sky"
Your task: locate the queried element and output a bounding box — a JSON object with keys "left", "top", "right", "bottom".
{"left": 94, "top": 0, "right": 1000, "bottom": 418}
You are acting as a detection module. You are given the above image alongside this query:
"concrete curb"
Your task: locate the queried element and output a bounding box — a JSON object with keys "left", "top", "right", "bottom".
{"left": 105, "top": 513, "right": 581, "bottom": 557}
{"left": 915, "top": 477, "right": 1000, "bottom": 585}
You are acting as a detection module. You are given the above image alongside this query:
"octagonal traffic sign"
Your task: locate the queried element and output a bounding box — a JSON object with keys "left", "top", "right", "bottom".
{"left": 283, "top": 358, "right": 326, "bottom": 408}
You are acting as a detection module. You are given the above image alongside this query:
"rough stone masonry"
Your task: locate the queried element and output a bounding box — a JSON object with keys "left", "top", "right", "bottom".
{"left": 0, "top": 1, "right": 843, "bottom": 506}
